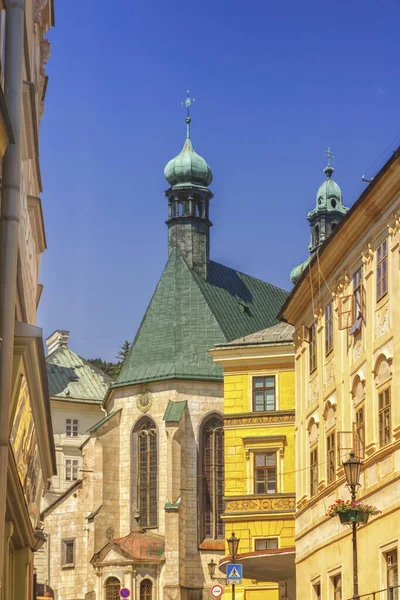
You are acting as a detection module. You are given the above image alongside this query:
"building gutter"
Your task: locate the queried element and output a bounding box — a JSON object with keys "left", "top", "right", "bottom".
{"left": 0, "top": 0, "right": 26, "bottom": 594}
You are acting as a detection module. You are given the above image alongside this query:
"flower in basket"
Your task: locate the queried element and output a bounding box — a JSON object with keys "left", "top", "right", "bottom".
{"left": 326, "top": 498, "right": 381, "bottom": 518}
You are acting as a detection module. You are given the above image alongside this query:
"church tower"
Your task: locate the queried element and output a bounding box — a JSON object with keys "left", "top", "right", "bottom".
{"left": 291, "top": 149, "right": 348, "bottom": 284}
{"left": 164, "top": 92, "right": 213, "bottom": 278}
{"left": 39, "top": 93, "right": 289, "bottom": 600}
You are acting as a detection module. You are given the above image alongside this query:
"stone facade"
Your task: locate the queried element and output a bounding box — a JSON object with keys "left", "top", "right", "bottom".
{"left": 41, "top": 380, "right": 227, "bottom": 600}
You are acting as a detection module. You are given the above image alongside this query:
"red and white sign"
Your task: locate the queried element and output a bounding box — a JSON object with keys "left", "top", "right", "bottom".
{"left": 210, "top": 584, "right": 223, "bottom": 598}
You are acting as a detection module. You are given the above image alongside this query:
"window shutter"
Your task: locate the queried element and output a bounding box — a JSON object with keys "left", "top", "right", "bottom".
{"left": 338, "top": 295, "right": 352, "bottom": 330}
{"left": 337, "top": 430, "right": 354, "bottom": 462}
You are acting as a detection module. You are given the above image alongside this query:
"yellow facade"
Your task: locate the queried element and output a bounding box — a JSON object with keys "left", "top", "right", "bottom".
{"left": 280, "top": 149, "right": 400, "bottom": 600}
{"left": 210, "top": 325, "right": 296, "bottom": 600}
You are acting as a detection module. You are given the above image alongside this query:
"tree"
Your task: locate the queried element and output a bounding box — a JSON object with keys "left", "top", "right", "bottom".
{"left": 85, "top": 357, "right": 116, "bottom": 379}
{"left": 113, "top": 340, "right": 131, "bottom": 379}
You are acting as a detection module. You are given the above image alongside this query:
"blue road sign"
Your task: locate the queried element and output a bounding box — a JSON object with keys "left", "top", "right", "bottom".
{"left": 226, "top": 563, "right": 243, "bottom": 583}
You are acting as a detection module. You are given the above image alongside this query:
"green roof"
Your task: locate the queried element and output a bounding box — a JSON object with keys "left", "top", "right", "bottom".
{"left": 163, "top": 400, "right": 187, "bottom": 422}
{"left": 87, "top": 409, "right": 121, "bottom": 433}
{"left": 217, "top": 322, "right": 294, "bottom": 347}
{"left": 46, "top": 346, "right": 112, "bottom": 402}
{"left": 113, "top": 249, "right": 288, "bottom": 387}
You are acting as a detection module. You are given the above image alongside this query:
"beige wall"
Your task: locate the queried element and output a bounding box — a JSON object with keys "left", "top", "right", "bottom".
{"left": 282, "top": 163, "right": 400, "bottom": 599}
{"left": 45, "top": 400, "right": 104, "bottom": 501}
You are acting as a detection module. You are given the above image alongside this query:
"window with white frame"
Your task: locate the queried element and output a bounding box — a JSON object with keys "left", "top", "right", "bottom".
{"left": 65, "top": 459, "right": 79, "bottom": 481}
{"left": 254, "top": 452, "right": 277, "bottom": 494}
{"left": 66, "top": 418, "right": 79, "bottom": 437}
{"left": 252, "top": 376, "right": 276, "bottom": 411}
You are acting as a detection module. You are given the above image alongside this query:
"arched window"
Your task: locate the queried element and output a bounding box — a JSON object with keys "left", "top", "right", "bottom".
{"left": 314, "top": 225, "right": 320, "bottom": 246}
{"left": 140, "top": 579, "right": 153, "bottom": 600}
{"left": 105, "top": 577, "right": 121, "bottom": 600}
{"left": 137, "top": 419, "right": 157, "bottom": 527}
{"left": 201, "top": 415, "right": 224, "bottom": 540}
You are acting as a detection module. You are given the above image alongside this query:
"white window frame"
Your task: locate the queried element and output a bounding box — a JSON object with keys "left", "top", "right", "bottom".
{"left": 66, "top": 418, "right": 79, "bottom": 437}
{"left": 250, "top": 373, "right": 280, "bottom": 412}
{"left": 65, "top": 458, "right": 79, "bottom": 481}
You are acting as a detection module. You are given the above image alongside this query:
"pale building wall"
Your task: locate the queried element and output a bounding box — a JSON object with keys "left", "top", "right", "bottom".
{"left": 283, "top": 163, "right": 400, "bottom": 599}
{"left": 46, "top": 400, "right": 104, "bottom": 499}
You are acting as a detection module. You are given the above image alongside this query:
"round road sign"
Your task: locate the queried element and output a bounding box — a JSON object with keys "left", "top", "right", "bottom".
{"left": 120, "top": 589, "right": 130, "bottom": 599}
{"left": 210, "top": 584, "right": 223, "bottom": 598}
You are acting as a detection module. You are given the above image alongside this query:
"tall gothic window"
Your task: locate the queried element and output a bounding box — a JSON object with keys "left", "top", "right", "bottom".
{"left": 140, "top": 579, "right": 153, "bottom": 600}
{"left": 137, "top": 419, "right": 158, "bottom": 527}
{"left": 201, "top": 415, "right": 224, "bottom": 540}
{"left": 105, "top": 577, "right": 121, "bottom": 600}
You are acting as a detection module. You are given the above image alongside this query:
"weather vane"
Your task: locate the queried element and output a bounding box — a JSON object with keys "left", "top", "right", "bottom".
{"left": 181, "top": 90, "right": 195, "bottom": 120}
{"left": 324, "top": 147, "right": 335, "bottom": 166}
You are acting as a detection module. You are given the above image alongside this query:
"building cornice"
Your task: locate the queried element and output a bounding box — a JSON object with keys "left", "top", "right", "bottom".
{"left": 279, "top": 149, "right": 400, "bottom": 325}
{"left": 209, "top": 343, "right": 294, "bottom": 369}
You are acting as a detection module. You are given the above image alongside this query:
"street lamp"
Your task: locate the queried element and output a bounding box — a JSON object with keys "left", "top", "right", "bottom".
{"left": 31, "top": 528, "right": 47, "bottom": 552}
{"left": 227, "top": 532, "right": 240, "bottom": 560}
{"left": 343, "top": 451, "right": 362, "bottom": 600}
{"left": 207, "top": 533, "right": 241, "bottom": 600}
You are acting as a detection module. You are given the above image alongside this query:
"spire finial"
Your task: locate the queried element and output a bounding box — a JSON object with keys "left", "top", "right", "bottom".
{"left": 324, "top": 147, "right": 335, "bottom": 178}
{"left": 181, "top": 90, "right": 195, "bottom": 138}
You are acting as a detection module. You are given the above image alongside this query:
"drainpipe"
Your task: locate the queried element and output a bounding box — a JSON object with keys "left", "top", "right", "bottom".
{"left": 0, "top": 0, "right": 26, "bottom": 596}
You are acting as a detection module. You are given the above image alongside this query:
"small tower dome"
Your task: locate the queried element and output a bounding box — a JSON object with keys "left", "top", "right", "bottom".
{"left": 290, "top": 148, "right": 349, "bottom": 285}
{"left": 312, "top": 164, "right": 344, "bottom": 214}
{"left": 164, "top": 118, "right": 213, "bottom": 188}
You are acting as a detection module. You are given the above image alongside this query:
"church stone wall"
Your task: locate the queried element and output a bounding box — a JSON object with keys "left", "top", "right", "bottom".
{"left": 42, "top": 378, "right": 226, "bottom": 600}
{"left": 106, "top": 379, "right": 225, "bottom": 597}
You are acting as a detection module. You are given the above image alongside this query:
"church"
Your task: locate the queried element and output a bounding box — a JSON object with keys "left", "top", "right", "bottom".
{"left": 39, "top": 100, "right": 287, "bottom": 600}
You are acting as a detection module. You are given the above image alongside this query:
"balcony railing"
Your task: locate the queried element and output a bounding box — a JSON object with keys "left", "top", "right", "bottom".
{"left": 347, "top": 584, "right": 400, "bottom": 600}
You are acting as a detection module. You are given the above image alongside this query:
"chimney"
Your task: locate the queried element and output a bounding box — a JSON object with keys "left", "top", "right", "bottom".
{"left": 46, "top": 330, "right": 69, "bottom": 355}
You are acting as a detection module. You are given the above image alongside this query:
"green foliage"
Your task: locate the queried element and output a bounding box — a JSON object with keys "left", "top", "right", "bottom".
{"left": 113, "top": 340, "right": 131, "bottom": 379}
{"left": 86, "top": 357, "right": 116, "bottom": 379}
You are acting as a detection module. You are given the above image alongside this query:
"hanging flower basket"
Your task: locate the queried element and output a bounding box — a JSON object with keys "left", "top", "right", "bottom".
{"left": 338, "top": 509, "right": 369, "bottom": 524}
{"left": 327, "top": 498, "right": 381, "bottom": 525}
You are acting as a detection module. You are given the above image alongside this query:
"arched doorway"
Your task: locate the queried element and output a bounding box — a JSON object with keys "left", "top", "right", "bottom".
{"left": 105, "top": 577, "right": 121, "bottom": 600}
{"left": 140, "top": 579, "right": 152, "bottom": 600}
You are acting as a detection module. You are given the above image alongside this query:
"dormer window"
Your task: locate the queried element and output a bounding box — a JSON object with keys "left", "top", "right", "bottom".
{"left": 331, "top": 199, "right": 337, "bottom": 209}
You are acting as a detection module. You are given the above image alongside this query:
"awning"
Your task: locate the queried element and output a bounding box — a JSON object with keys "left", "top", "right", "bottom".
{"left": 219, "top": 547, "right": 295, "bottom": 582}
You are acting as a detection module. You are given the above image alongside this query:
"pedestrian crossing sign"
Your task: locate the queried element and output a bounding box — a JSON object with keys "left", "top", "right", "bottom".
{"left": 226, "top": 563, "right": 243, "bottom": 583}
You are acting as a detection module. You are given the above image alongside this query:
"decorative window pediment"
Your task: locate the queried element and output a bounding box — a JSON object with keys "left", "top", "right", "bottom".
{"left": 374, "top": 354, "right": 392, "bottom": 386}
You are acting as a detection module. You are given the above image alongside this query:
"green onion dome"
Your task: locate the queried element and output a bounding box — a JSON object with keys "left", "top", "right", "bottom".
{"left": 164, "top": 120, "right": 213, "bottom": 188}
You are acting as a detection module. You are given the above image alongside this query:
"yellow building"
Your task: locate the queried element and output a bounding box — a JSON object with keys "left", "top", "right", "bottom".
{"left": 210, "top": 322, "right": 296, "bottom": 600}
{"left": 279, "top": 148, "right": 400, "bottom": 600}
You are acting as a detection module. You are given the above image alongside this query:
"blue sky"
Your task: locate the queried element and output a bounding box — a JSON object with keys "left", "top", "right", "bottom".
{"left": 38, "top": 0, "right": 400, "bottom": 361}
